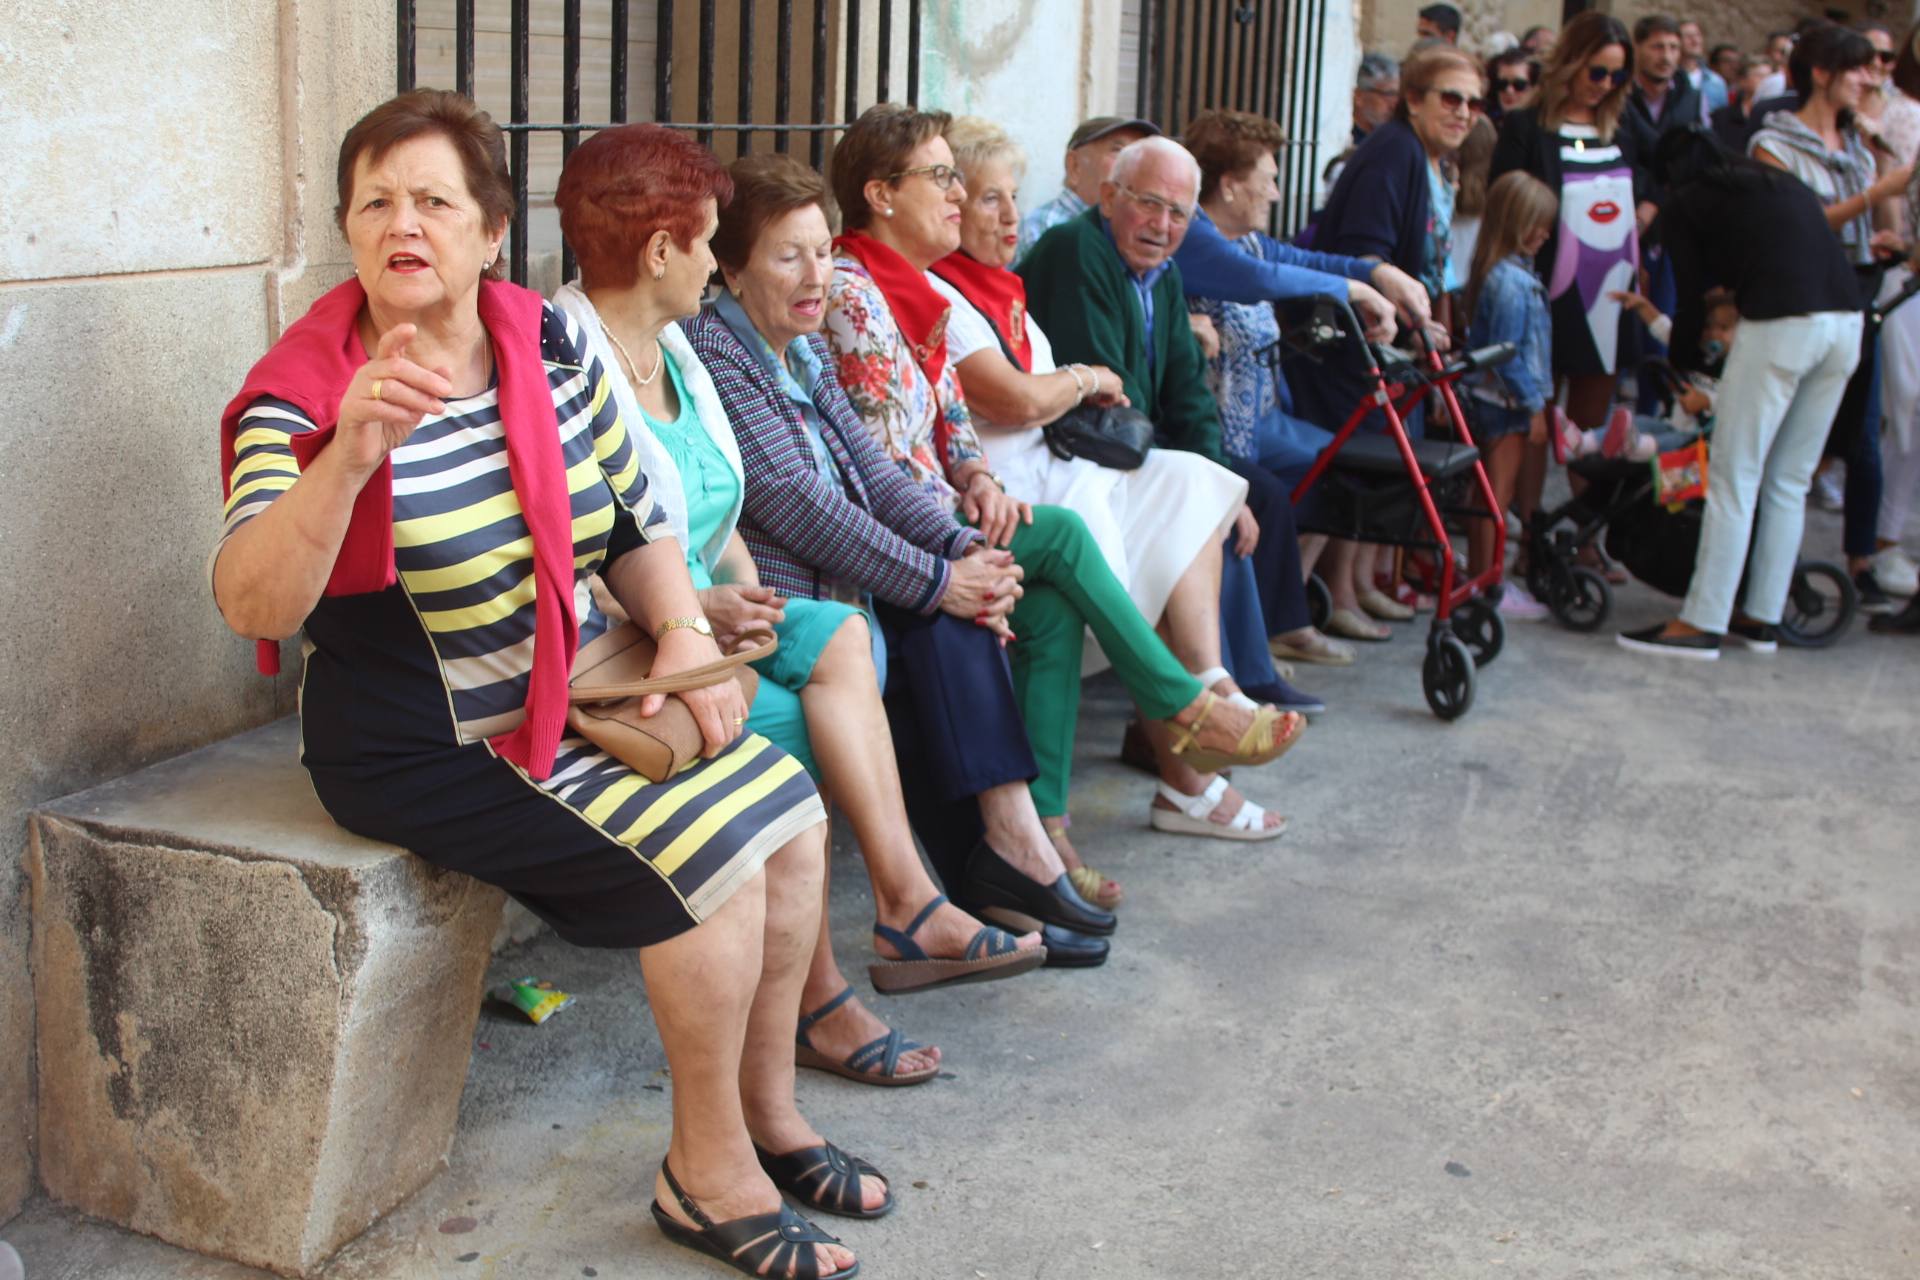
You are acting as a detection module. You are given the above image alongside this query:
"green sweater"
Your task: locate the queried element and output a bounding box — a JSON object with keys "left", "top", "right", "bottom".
{"left": 1018, "top": 208, "right": 1224, "bottom": 464}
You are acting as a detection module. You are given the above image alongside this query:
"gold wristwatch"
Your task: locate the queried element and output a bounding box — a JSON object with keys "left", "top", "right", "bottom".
{"left": 654, "top": 615, "right": 714, "bottom": 640}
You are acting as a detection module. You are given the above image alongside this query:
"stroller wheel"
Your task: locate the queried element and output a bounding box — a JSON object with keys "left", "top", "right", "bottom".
{"left": 1777, "top": 560, "right": 1857, "bottom": 648}
{"left": 1452, "top": 597, "right": 1505, "bottom": 667}
{"left": 1306, "top": 573, "right": 1333, "bottom": 631}
{"left": 1422, "top": 632, "right": 1477, "bottom": 721}
{"left": 1549, "top": 566, "right": 1612, "bottom": 632}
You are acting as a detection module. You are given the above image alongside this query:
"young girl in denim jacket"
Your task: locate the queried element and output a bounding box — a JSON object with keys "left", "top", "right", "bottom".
{"left": 1463, "top": 170, "right": 1558, "bottom": 614}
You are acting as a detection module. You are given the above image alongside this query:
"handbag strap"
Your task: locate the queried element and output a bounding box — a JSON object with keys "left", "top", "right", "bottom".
{"left": 567, "top": 633, "right": 777, "bottom": 704}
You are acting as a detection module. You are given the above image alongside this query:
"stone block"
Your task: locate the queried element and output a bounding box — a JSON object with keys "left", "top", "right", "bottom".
{"left": 27, "top": 719, "right": 504, "bottom": 1277}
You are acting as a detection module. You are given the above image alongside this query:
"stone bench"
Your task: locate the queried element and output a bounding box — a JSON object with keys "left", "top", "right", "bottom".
{"left": 26, "top": 718, "right": 506, "bottom": 1278}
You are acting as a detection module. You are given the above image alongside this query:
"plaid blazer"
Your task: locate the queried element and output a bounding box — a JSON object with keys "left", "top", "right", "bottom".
{"left": 685, "top": 306, "right": 974, "bottom": 613}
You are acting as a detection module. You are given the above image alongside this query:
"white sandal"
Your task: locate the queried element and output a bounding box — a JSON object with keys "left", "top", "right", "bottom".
{"left": 1148, "top": 776, "right": 1288, "bottom": 842}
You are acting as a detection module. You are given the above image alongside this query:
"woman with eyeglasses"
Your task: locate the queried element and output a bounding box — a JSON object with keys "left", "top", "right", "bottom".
{"left": 1751, "top": 22, "right": 1915, "bottom": 611}
{"left": 1490, "top": 11, "right": 1658, "bottom": 436}
{"left": 819, "top": 104, "right": 1302, "bottom": 919}
{"left": 1484, "top": 49, "right": 1539, "bottom": 124}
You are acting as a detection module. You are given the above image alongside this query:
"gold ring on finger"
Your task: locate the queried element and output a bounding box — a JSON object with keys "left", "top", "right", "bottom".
{"left": 371, "top": 378, "right": 384, "bottom": 401}
{"left": 732, "top": 716, "right": 746, "bottom": 726}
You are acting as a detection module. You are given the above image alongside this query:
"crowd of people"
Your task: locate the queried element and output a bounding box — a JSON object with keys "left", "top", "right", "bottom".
{"left": 209, "top": 11, "right": 1919, "bottom": 1271}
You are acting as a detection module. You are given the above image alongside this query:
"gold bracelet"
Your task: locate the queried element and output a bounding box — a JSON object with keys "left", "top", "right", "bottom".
{"left": 654, "top": 615, "right": 714, "bottom": 640}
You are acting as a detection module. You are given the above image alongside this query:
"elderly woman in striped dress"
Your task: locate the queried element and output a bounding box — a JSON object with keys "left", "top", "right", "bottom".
{"left": 212, "top": 90, "right": 876, "bottom": 1280}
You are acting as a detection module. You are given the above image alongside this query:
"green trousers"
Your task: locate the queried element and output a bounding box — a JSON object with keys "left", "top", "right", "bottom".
{"left": 990, "top": 505, "right": 1203, "bottom": 818}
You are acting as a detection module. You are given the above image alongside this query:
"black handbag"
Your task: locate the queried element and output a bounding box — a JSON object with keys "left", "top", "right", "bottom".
{"left": 1043, "top": 402, "right": 1155, "bottom": 470}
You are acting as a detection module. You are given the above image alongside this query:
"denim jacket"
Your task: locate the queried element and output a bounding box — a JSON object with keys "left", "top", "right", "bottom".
{"left": 1467, "top": 256, "right": 1551, "bottom": 413}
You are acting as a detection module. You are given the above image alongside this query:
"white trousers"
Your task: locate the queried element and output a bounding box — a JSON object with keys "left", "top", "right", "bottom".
{"left": 1681, "top": 310, "right": 1864, "bottom": 632}
{"left": 1873, "top": 268, "right": 1920, "bottom": 540}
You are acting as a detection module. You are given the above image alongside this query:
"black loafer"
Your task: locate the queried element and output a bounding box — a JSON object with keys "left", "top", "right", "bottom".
{"left": 956, "top": 841, "right": 1117, "bottom": 937}
{"left": 1039, "top": 923, "right": 1109, "bottom": 968}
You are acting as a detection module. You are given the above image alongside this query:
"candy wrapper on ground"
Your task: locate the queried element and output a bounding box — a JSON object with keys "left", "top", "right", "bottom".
{"left": 494, "top": 976, "right": 575, "bottom": 1024}
{"left": 1653, "top": 439, "right": 1708, "bottom": 508}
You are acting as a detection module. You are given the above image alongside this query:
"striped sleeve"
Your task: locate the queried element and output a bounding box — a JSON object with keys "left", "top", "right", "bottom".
{"left": 545, "top": 304, "right": 668, "bottom": 556}
{"left": 222, "top": 396, "right": 315, "bottom": 542}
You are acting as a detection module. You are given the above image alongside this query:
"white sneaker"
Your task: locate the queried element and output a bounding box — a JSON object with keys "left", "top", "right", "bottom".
{"left": 1814, "top": 469, "right": 1845, "bottom": 511}
{"left": 1497, "top": 582, "right": 1550, "bottom": 620}
{"left": 1869, "top": 545, "right": 1919, "bottom": 597}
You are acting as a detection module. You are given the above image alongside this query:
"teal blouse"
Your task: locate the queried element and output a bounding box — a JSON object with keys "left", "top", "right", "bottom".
{"left": 637, "top": 348, "right": 742, "bottom": 589}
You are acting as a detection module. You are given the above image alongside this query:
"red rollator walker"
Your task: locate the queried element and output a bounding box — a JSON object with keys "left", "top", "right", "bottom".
{"left": 1278, "top": 295, "right": 1519, "bottom": 720}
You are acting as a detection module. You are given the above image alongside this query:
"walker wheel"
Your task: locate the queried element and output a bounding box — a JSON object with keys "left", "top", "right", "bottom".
{"left": 1777, "top": 560, "right": 1857, "bottom": 648}
{"left": 1306, "top": 573, "right": 1332, "bottom": 631}
{"left": 1422, "top": 632, "right": 1476, "bottom": 721}
{"left": 1451, "top": 597, "right": 1505, "bottom": 667}
{"left": 1549, "top": 565, "right": 1612, "bottom": 632}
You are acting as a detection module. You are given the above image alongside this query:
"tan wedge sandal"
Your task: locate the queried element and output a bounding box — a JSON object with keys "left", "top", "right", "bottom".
{"left": 1167, "top": 691, "right": 1306, "bottom": 775}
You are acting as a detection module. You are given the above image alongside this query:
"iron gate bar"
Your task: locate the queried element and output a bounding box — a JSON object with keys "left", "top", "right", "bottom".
{"left": 454, "top": 0, "right": 474, "bottom": 98}
{"left": 810, "top": 0, "right": 830, "bottom": 167}
{"left": 739, "top": 0, "right": 757, "bottom": 147}
{"left": 510, "top": 0, "right": 530, "bottom": 282}
{"left": 907, "top": 0, "right": 921, "bottom": 104}
{"left": 1136, "top": 0, "right": 1157, "bottom": 123}
{"left": 611, "top": 0, "right": 629, "bottom": 121}
{"left": 1204, "top": 0, "right": 1219, "bottom": 114}
{"left": 843, "top": 0, "right": 861, "bottom": 121}
{"left": 1170, "top": 0, "right": 1186, "bottom": 127}
{"left": 698, "top": 0, "right": 717, "bottom": 147}
{"left": 397, "top": 0, "right": 416, "bottom": 94}
{"left": 877, "top": 0, "right": 892, "bottom": 101}
{"left": 561, "top": 0, "right": 582, "bottom": 283}
{"left": 1262, "top": 0, "right": 1281, "bottom": 124}
{"left": 656, "top": 0, "right": 673, "bottom": 121}
{"left": 775, "top": 0, "right": 794, "bottom": 150}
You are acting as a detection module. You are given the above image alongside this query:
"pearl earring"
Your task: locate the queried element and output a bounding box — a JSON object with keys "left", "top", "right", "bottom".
{"left": 654, "top": 269, "right": 666, "bottom": 280}
{"left": 882, "top": 207, "right": 895, "bottom": 218}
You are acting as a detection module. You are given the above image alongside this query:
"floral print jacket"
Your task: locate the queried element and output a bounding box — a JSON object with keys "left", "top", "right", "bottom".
{"left": 824, "top": 256, "right": 985, "bottom": 511}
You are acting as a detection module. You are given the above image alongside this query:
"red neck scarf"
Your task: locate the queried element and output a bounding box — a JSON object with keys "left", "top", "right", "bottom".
{"left": 220, "top": 277, "right": 580, "bottom": 780}
{"left": 928, "top": 249, "right": 1032, "bottom": 372}
{"left": 833, "top": 231, "right": 952, "bottom": 385}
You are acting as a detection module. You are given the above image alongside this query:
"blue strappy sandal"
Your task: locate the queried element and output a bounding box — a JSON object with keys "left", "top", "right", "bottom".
{"left": 867, "top": 894, "right": 1046, "bottom": 995}
{"left": 794, "top": 987, "right": 938, "bottom": 1087}
{"left": 651, "top": 1158, "right": 857, "bottom": 1279}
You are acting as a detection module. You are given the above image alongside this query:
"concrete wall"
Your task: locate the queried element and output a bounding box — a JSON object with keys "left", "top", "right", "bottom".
{"left": 0, "top": 0, "right": 394, "bottom": 1224}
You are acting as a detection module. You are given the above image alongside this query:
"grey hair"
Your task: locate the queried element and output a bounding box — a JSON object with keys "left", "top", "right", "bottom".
{"left": 944, "top": 115, "right": 1028, "bottom": 187}
{"left": 1356, "top": 51, "right": 1400, "bottom": 91}
{"left": 1109, "top": 135, "right": 1202, "bottom": 202}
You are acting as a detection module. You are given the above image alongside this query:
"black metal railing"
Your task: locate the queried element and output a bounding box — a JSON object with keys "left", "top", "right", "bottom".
{"left": 1134, "top": 0, "right": 1330, "bottom": 236}
{"left": 399, "top": 0, "right": 921, "bottom": 286}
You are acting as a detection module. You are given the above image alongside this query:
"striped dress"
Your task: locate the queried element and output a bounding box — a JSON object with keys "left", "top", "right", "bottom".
{"left": 219, "top": 303, "right": 824, "bottom": 947}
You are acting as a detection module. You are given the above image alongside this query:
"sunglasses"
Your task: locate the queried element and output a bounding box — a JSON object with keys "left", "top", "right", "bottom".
{"left": 1585, "top": 64, "right": 1632, "bottom": 87}
{"left": 1877, "top": 51, "right": 1899, "bottom": 66}
{"left": 1427, "top": 87, "right": 1473, "bottom": 113}
{"left": 1495, "top": 77, "right": 1534, "bottom": 94}
{"left": 886, "top": 163, "right": 966, "bottom": 191}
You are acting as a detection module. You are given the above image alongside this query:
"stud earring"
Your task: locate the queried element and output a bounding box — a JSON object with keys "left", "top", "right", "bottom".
{"left": 882, "top": 207, "right": 895, "bottom": 218}
{"left": 654, "top": 269, "right": 666, "bottom": 281}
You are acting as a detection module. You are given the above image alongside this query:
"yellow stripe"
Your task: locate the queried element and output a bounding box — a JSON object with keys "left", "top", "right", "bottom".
{"left": 233, "top": 424, "right": 294, "bottom": 454}
{"left": 393, "top": 490, "right": 523, "bottom": 548}
{"left": 403, "top": 536, "right": 533, "bottom": 593}
{"left": 227, "top": 474, "right": 296, "bottom": 508}
{"left": 414, "top": 574, "right": 536, "bottom": 630}
{"left": 613, "top": 736, "right": 770, "bottom": 842}
{"left": 573, "top": 501, "right": 614, "bottom": 543}
{"left": 582, "top": 771, "right": 651, "bottom": 828}
{"left": 231, "top": 449, "right": 298, "bottom": 484}
{"left": 653, "top": 753, "right": 807, "bottom": 875}
{"left": 563, "top": 448, "right": 606, "bottom": 495}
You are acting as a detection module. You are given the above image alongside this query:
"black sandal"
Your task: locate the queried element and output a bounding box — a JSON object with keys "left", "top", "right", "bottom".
{"left": 650, "top": 1159, "right": 859, "bottom": 1279}
{"left": 756, "top": 1141, "right": 895, "bottom": 1220}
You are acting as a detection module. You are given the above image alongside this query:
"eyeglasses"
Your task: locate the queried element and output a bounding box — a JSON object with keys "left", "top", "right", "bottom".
{"left": 1585, "top": 64, "right": 1633, "bottom": 87}
{"left": 1495, "top": 77, "right": 1534, "bottom": 94}
{"left": 1114, "top": 184, "right": 1193, "bottom": 226}
{"left": 1427, "top": 87, "right": 1472, "bottom": 114}
{"left": 886, "top": 163, "right": 965, "bottom": 191}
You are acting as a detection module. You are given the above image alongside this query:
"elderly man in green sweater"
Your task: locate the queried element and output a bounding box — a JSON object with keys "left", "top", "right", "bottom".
{"left": 1019, "top": 134, "right": 1346, "bottom": 725}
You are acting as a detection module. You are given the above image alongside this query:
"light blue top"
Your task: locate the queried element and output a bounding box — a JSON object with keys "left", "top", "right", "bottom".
{"left": 1016, "top": 188, "right": 1091, "bottom": 264}
{"left": 637, "top": 348, "right": 741, "bottom": 591}
{"left": 1425, "top": 162, "right": 1459, "bottom": 295}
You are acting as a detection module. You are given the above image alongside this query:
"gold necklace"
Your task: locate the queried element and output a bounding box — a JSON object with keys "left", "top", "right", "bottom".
{"left": 602, "top": 320, "right": 664, "bottom": 388}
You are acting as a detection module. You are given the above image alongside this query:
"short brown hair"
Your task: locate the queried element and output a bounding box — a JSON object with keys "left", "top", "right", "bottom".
{"left": 712, "top": 152, "right": 835, "bottom": 275}
{"left": 1182, "top": 110, "right": 1285, "bottom": 201}
{"left": 335, "top": 89, "right": 514, "bottom": 280}
{"left": 830, "top": 102, "right": 952, "bottom": 232}
{"left": 1395, "top": 45, "right": 1485, "bottom": 123}
{"left": 554, "top": 123, "right": 734, "bottom": 290}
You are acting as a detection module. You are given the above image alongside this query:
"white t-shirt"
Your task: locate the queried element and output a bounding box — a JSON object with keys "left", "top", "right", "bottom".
{"left": 930, "top": 270, "right": 1059, "bottom": 386}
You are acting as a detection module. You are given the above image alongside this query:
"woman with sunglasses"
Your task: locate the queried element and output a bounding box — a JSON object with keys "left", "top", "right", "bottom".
{"left": 1484, "top": 49, "right": 1539, "bottom": 124}
{"left": 1490, "top": 11, "right": 1658, "bottom": 435}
